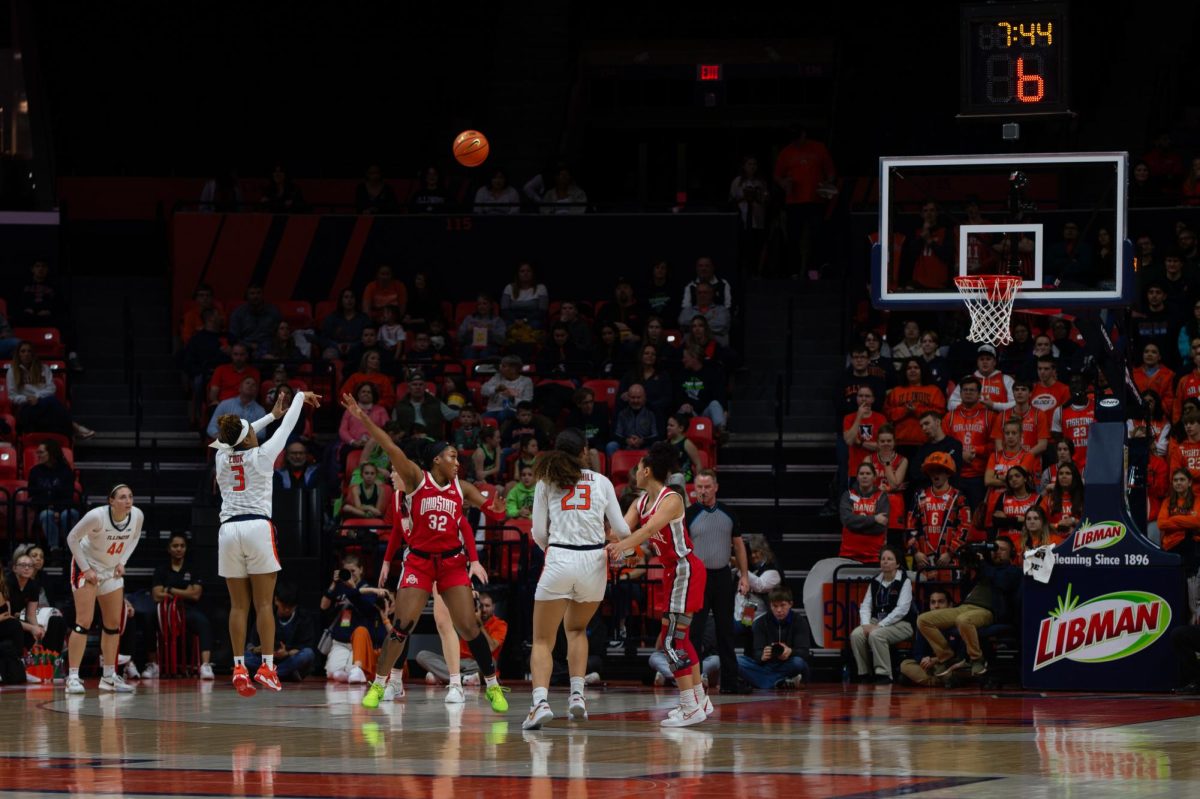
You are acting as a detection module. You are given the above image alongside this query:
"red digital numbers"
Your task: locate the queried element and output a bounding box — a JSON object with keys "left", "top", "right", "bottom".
{"left": 1016, "top": 57, "right": 1045, "bottom": 103}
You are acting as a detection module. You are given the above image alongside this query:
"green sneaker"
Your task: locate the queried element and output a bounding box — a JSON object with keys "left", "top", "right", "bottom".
{"left": 485, "top": 684, "right": 510, "bottom": 713}
{"left": 362, "top": 682, "right": 386, "bottom": 709}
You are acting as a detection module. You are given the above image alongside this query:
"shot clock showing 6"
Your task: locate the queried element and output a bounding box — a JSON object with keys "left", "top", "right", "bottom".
{"left": 960, "top": 2, "right": 1069, "bottom": 116}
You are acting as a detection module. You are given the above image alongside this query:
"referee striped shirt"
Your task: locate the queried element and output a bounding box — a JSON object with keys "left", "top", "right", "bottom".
{"left": 685, "top": 501, "right": 741, "bottom": 569}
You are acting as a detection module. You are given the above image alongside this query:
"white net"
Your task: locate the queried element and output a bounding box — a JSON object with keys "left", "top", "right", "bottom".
{"left": 954, "top": 275, "right": 1022, "bottom": 346}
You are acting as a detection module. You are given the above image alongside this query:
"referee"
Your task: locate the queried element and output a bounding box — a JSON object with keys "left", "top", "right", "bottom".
{"left": 685, "top": 469, "right": 750, "bottom": 693}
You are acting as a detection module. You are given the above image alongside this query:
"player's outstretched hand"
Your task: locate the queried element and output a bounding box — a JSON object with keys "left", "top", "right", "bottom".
{"left": 341, "top": 393, "right": 364, "bottom": 418}
{"left": 302, "top": 392, "right": 322, "bottom": 409}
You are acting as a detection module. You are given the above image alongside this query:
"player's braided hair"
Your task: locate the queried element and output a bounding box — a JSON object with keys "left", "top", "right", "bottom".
{"left": 216, "top": 414, "right": 246, "bottom": 447}
{"left": 535, "top": 428, "right": 586, "bottom": 490}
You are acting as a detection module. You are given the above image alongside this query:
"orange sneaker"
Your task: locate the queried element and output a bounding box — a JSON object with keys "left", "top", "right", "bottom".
{"left": 255, "top": 665, "right": 282, "bottom": 692}
{"left": 232, "top": 664, "right": 256, "bottom": 697}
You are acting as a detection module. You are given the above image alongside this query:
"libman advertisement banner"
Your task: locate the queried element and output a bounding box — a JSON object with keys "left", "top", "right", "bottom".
{"left": 1032, "top": 584, "right": 1171, "bottom": 671}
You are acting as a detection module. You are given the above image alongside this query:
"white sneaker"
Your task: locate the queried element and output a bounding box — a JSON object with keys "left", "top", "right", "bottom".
{"left": 568, "top": 692, "right": 587, "bottom": 720}
{"left": 444, "top": 683, "right": 466, "bottom": 704}
{"left": 65, "top": 675, "right": 85, "bottom": 694}
{"left": 522, "top": 700, "right": 554, "bottom": 730}
{"left": 141, "top": 663, "right": 160, "bottom": 680}
{"left": 424, "top": 672, "right": 438, "bottom": 684}
{"left": 99, "top": 674, "right": 134, "bottom": 694}
{"left": 331, "top": 669, "right": 348, "bottom": 683}
{"left": 661, "top": 703, "right": 705, "bottom": 727}
{"left": 199, "top": 663, "right": 215, "bottom": 681}
{"left": 383, "top": 681, "right": 406, "bottom": 701}
{"left": 667, "top": 696, "right": 713, "bottom": 720}
{"left": 584, "top": 672, "right": 600, "bottom": 686}
{"left": 462, "top": 672, "right": 480, "bottom": 686}
{"left": 347, "top": 666, "right": 367, "bottom": 684}
{"left": 124, "top": 661, "right": 141, "bottom": 680}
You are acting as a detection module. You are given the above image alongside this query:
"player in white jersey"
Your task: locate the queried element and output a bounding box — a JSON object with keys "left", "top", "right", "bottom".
{"left": 523, "top": 429, "right": 629, "bottom": 729}
{"left": 212, "top": 388, "right": 320, "bottom": 696}
{"left": 64, "top": 484, "right": 144, "bottom": 694}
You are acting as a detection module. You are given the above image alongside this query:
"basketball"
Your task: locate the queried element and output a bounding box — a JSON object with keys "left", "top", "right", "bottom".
{"left": 453, "top": 130, "right": 489, "bottom": 167}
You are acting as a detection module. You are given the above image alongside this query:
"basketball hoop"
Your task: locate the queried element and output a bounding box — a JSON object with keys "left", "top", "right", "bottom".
{"left": 954, "top": 275, "right": 1022, "bottom": 346}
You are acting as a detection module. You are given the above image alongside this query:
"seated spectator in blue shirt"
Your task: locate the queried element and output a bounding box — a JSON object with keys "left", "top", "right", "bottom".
{"left": 274, "top": 441, "right": 322, "bottom": 490}
{"left": 228, "top": 284, "right": 282, "bottom": 358}
{"left": 320, "top": 289, "right": 371, "bottom": 361}
{"left": 606, "top": 383, "right": 658, "bottom": 459}
{"left": 736, "top": 586, "right": 811, "bottom": 689}
{"left": 244, "top": 582, "right": 316, "bottom": 682}
{"left": 206, "top": 377, "right": 266, "bottom": 439}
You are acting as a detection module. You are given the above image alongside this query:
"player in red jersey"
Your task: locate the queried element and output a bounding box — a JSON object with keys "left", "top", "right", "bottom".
{"left": 607, "top": 443, "right": 709, "bottom": 727}
{"left": 341, "top": 394, "right": 511, "bottom": 714}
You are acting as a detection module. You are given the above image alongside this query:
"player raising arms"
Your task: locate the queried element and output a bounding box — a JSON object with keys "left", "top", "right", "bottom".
{"left": 341, "top": 393, "right": 511, "bottom": 714}
{"left": 64, "top": 484, "right": 145, "bottom": 694}
{"left": 213, "top": 388, "right": 320, "bottom": 696}
{"left": 523, "top": 429, "right": 630, "bottom": 730}
{"left": 606, "top": 442, "right": 710, "bottom": 727}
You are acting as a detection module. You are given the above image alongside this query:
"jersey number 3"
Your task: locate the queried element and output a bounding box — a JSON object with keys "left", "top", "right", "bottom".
{"left": 560, "top": 485, "right": 592, "bottom": 512}
{"left": 231, "top": 464, "right": 246, "bottom": 492}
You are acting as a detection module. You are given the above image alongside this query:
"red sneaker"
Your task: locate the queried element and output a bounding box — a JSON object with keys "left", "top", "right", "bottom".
{"left": 255, "top": 665, "right": 282, "bottom": 692}
{"left": 232, "top": 664, "right": 256, "bottom": 697}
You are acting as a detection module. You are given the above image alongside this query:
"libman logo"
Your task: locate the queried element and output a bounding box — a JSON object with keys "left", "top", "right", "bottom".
{"left": 1033, "top": 584, "right": 1171, "bottom": 671}
{"left": 1072, "top": 520, "right": 1126, "bottom": 552}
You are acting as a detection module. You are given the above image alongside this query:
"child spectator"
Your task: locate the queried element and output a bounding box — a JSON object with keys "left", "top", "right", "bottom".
{"left": 378, "top": 304, "right": 406, "bottom": 355}
{"left": 735, "top": 587, "right": 810, "bottom": 689}
{"left": 506, "top": 465, "right": 536, "bottom": 519}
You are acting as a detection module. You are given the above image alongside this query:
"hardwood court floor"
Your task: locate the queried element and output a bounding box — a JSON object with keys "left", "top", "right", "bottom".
{"left": 1, "top": 679, "right": 1199, "bottom": 798}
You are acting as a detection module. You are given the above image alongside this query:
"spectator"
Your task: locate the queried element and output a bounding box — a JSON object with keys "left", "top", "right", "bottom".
{"left": 1020, "top": 504, "right": 1061, "bottom": 554}
{"left": 320, "top": 288, "right": 371, "bottom": 361}
{"left": 840, "top": 462, "right": 889, "bottom": 562}
{"left": 452, "top": 406, "right": 481, "bottom": 451}
{"left": 619, "top": 344, "right": 674, "bottom": 424}
{"left": 686, "top": 470, "right": 750, "bottom": 693}
{"left": 481, "top": 355, "right": 533, "bottom": 421}
{"left": 1176, "top": 300, "right": 1200, "bottom": 367}
{"left": 27, "top": 440, "right": 79, "bottom": 551}
{"left": 650, "top": 619, "right": 721, "bottom": 688}
{"left": 867, "top": 425, "right": 908, "bottom": 542}
{"left": 991, "top": 379, "right": 1051, "bottom": 459}
{"left": 506, "top": 464, "right": 536, "bottom": 519}
{"left": 644, "top": 260, "right": 680, "bottom": 327}
{"left": 943, "top": 375, "right": 993, "bottom": 509}
{"left": 730, "top": 155, "right": 770, "bottom": 272}
{"left": 733, "top": 534, "right": 782, "bottom": 628}
{"left": 0, "top": 310, "right": 20, "bottom": 361}
{"left": 2, "top": 554, "right": 53, "bottom": 662}
{"left": 499, "top": 401, "right": 553, "bottom": 450}
{"left": 262, "top": 364, "right": 299, "bottom": 408}
{"left": 473, "top": 168, "right": 520, "bottom": 214}
{"left": 1045, "top": 221, "right": 1094, "bottom": 287}
{"left": 949, "top": 345, "right": 1015, "bottom": 412}
{"left": 180, "top": 284, "right": 223, "bottom": 345}
{"left": 1129, "top": 390, "right": 1171, "bottom": 459}
{"left": 917, "top": 537, "right": 1020, "bottom": 677}
{"left": 885, "top": 359, "right": 946, "bottom": 453}
{"left": 426, "top": 317, "right": 453, "bottom": 357}
{"left": 1132, "top": 283, "right": 1178, "bottom": 361}
{"left": 987, "top": 466, "right": 1040, "bottom": 552}
{"left": 642, "top": 316, "right": 679, "bottom": 368}
{"left": 470, "top": 425, "right": 503, "bottom": 483}
{"left": 1060, "top": 374, "right": 1095, "bottom": 469}
{"left": 198, "top": 168, "right": 243, "bottom": 212}
{"left": 228, "top": 285, "right": 282, "bottom": 358}
{"left": 918, "top": 330, "right": 951, "bottom": 391}
{"left": 843, "top": 386, "right": 887, "bottom": 479}
{"left": 735, "top": 587, "right": 810, "bottom": 689}
{"left": 665, "top": 414, "right": 703, "bottom": 484}
{"left": 8, "top": 544, "right": 66, "bottom": 651}
{"left": 592, "top": 322, "right": 633, "bottom": 379}
{"left": 596, "top": 277, "right": 644, "bottom": 340}
{"left": 341, "top": 351, "right": 396, "bottom": 410}
{"left": 1177, "top": 348, "right": 1200, "bottom": 423}
{"left": 607, "top": 383, "right": 659, "bottom": 459}
{"left": 527, "top": 164, "right": 587, "bottom": 214}
{"left": 1042, "top": 460, "right": 1085, "bottom": 538}
{"left": 675, "top": 345, "right": 728, "bottom": 430}
{"left": 402, "top": 271, "right": 445, "bottom": 332}
{"left": 320, "top": 555, "right": 387, "bottom": 683}
{"left": 206, "top": 377, "right": 266, "bottom": 439}
{"left": 537, "top": 323, "right": 586, "bottom": 379}
{"left": 457, "top": 293, "right": 506, "bottom": 359}
{"left": 681, "top": 288, "right": 731, "bottom": 349}
{"left": 608, "top": 546, "right": 649, "bottom": 651}
{"left": 378, "top": 304, "right": 406, "bottom": 356}
{"left": 244, "top": 582, "right": 317, "bottom": 682}
{"left": 848, "top": 545, "right": 915, "bottom": 683}
{"left": 152, "top": 533, "right": 214, "bottom": 680}
{"left": 1031, "top": 356, "right": 1071, "bottom": 417}
{"left": 900, "top": 200, "right": 952, "bottom": 289}
{"left": 838, "top": 345, "right": 888, "bottom": 420}
{"left": 259, "top": 320, "right": 303, "bottom": 366}
{"left": 1143, "top": 131, "right": 1184, "bottom": 184}
{"left": 773, "top": 126, "right": 836, "bottom": 277}
{"left": 909, "top": 411, "right": 964, "bottom": 496}
{"left": 557, "top": 300, "right": 594, "bottom": 355}
{"left": 181, "top": 309, "right": 230, "bottom": 408}
{"left": 500, "top": 262, "right": 549, "bottom": 330}
{"left": 7, "top": 341, "right": 90, "bottom": 439}
{"left": 907, "top": 451, "right": 969, "bottom": 574}
{"left": 274, "top": 441, "right": 321, "bottom": 490}
{"left": 416, "top": 590, "right": 507, "bottom": 682}
{"left": 339, "top": 383, "right": 390, "bottom": 453}
{"left": 857, "top": 330, "right": 891, "bottom": 376}
{"left": 890, "top": 320, "right": 923, "bottom": 362}
{"left": 393, "top": 370, "right": 457, "bottom": 439}
{"left": 565, "top": 388, "right": 611, "bottom": 454}
{"left": 898, "top": 590, "right": 964, "bottom": 687}
{"left": 259, "top": 384, "right": 309, "bottom": 445}
{"left": 355, "top": 164, "right": 398, "bottom": 215}
{"left": 984, "top": 420, "right": 1041, "bottom": 493}
{"left": 260, "top": 164, "right": 306, "bottom": 212}
{"left": 207, "top": 343, "right": 260, "bottom": 404}
{"left": 17, "top": 259, "right": 65, "bottom": 326}
{"left": 680, "top": 256, "right": 733, "bottom": 316}
{"left": 345, "top": 326, "right": 398, "bottom": 376}
{"left": 507, "top": 434, "right": 540, "bottom": 486}
{"left": 409, "top": 166, "right": 451, "bottom": 213}
{"left": 343, "top": 461, "right": 389, "bottom": 521}
{"left": 362, "top": 264, "right": 407, "bottom": 323}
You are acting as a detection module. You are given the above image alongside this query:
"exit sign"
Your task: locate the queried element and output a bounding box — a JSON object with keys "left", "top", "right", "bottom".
{"left": 697, "top": 64, "right": 722, "bottom": 82}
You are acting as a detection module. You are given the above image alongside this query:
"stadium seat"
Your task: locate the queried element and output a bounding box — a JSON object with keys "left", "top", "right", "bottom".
{"left": 696, "top": 450, "right": 711, "bottom": 470}
{"left": 20, "top": 432, "right": 72, "bottom": 452}
{"left": 609, "top": 449, "right": 647, "bottom": 480}
{"left": 663, "top": 328, "right": 683, "bottom": 347}
{"left": 275, "top": 299, "right": 314, "bottom": 329}
{"left": 687, "top": 416, "right": 716, "bottom": 462}
{"left": 344, "top": 449, "right": 364, "bottom": 480}
{"left": 12, "top": 328, "right": 64, "bottom": 359}
{"left": 582, "top": 379, "right": 619, "bottom": 413}
{"left": 314, "top": 299, "right": 338, "bottom": 323}
{"left": 0, "top": 449, "right": 18, "bottom": 480}
{"left": 0, "top": 414, "right": 14, "bottom": 444}
{"left": 156, "top": 596, "right": 200, "bottom": 677}
{"left": 0, "top": 382, "right": 9, "bottom": 414}
{"left": 23, "top": 445, "right": 73, "bottom": 476}
{"left": 454, "top": 301, "right": 476, "bottom": 329}
{"left": 592, "top": 451, "right": 607, "bottom": 476}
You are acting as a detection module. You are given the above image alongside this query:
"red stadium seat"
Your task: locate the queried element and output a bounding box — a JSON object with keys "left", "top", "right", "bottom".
{"left": 274, "top": 299, "right": 313, "bottom": 329}
{"left": 23, "top": 445, "right": 73, "bottom": 476}
{"left": 582, "top": 379, "right": 619, "bottom": 414}
{"left": 0, "top": 448, "right": 17, "bottom": 480}
{"left": 592, "top": 451, "right": 607, "bottom": 477}
{"left": 696, "top": 450, "right": 711, "bottom": 471}
{"left": 314, "top": 299, "right": 338, "bottom": 323}
{"left": 663, "top": 329, "right": 684, "bottom": 348}
{"left": 344, "top": 449, "right": 364, "bottom": 480}
{"left": 0, "top": 382, "right": 9, "bottom": 414}
{"left": 53, "top": 375, "right": 68, "bottom": 407}
{"left": 0, "top": 414, "right": 14, "bottom": 444}
{"left": 687, "top": 416, "right": 716, "bottom": 462}
{"left": 12, "top": 328, "right": 64, "bottom": 359}
{"left": 20, "top": 432, "right": 71, "bottom": 452}
{"left": 454, "top": 301, "right": 476, "bottom": 329}
{"left": 609, "top": 449, "right": 647, "bottom": 481}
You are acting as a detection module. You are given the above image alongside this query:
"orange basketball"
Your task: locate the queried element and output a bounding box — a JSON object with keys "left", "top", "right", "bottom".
{"left": 452, "top": 130, "right": 489, "bottom": 168}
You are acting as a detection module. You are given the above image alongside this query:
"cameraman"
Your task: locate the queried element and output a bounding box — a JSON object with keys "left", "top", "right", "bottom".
{"left": 320, "top": 554, "right": 387, "bottom": 683}
{"left": 416, "top": 590, "right": 506, "bottom": 684}
{"left": 916, "top": 537, "right": 1020, "bottom": 678}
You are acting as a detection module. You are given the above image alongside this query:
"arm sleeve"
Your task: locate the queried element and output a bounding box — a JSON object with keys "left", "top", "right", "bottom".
{"left": 118, "top": 509, "right": 145, "bottom": 567}
{"left": 721, "top": 279, "right": 733, "bottom": 310}
{"left": 459, "top": 516, "right": 479, "bottom": 561}
{"left": 991, "top": 375, "right": 1016, "bottom": 411}
{"left": 531, "top": 483, "right": 550, "bottom": 551}
{"left": 747, "top": 568, "right": 780, "bottom": 593}
{"left": 878, "top": 579, "right": 913, "bottom": 627}
{"left": 383, "top": 515, "right": 406, "bottom": 564}
{"left": 947, "top": 385, "right": 962, "bottom": 411}
{"left": 66, "top": 508, "right": 102, "bottom": 571}
{"left": 481, "top": 375, "right": 499, "bottom": 398}
{"left": 259, "top": 391, "right": 306, "bottom": 463}
{"left": 859, "top": 583, "right": 874, "bottom": 626}
{"left": 603, "top": 477, "right": 631, "bottom": 537}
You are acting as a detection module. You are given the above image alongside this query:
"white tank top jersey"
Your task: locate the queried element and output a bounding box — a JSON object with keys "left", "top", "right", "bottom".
{"left": 532, "top": 469, "right": 629, "bottom": 549}
{"left": 67, "top": 506, "right": 145, "bottom": 573}
{"left": 216, "top": 391, "right": 306, "bottom": 522}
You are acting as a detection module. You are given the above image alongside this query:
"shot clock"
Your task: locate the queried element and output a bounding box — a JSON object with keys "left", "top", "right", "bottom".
{"left": 960, "top": 2, "right": 1069, "bottom": 117}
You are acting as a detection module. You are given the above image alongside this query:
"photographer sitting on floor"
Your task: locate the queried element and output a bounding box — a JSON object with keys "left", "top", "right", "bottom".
{"left": 915, "top": 537, "right": 1020, "bottom": 679}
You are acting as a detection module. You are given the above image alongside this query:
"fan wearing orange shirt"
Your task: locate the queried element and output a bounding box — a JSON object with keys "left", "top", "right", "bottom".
{"left": 985, "top": 420, "right": 1043, "bottom": 493}
{"left": 947, "top": 345, "right": 1015, "bottom": 413}
{"left": 1168, "top": 410, "right": 1200, "bottom": 491}
{"left": 843, "top": 386, "right": 887, "bottom": 480}
{"left": 1030, "top": 356, "right": 1070, "bottom": 429}
{"left": 906, "top": 452, "right": 969, "bottom": 578}
{"left": 1060, "top": 374, "right": 1095, "bottom": 471}
{"left": 942, "top": 375, "right": 993, "bottom": 509}
{"left": 885, "top": 359, "right": 946, "bottom": 449}
{"left": 1175, "top": 350, "right": 1200, "bottom": 424}
{"left": 1131, "top": 342, "right": 1176, "bottom": 421}
{"left": 362, "top": 264, "right": 408, "bottom": 323}
{"left": 866, "top": 425, "right": 909, "bottom": 542}
{"left": 989, "top": 380, "right": 1050, "bottom": 458}
{"left": 986, "top": 466, "right": 1041, "bottom": 552}
{"left": 1157, "top": 468, "right": 1200, "bottom": 561}
{"left": 1041, "top": 461, "right": 1084, "bottom": 538}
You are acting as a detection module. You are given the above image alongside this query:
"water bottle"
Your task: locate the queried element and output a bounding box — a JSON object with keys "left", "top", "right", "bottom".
{"left": 842, "top": 665, "right": 850, "bottom": 687}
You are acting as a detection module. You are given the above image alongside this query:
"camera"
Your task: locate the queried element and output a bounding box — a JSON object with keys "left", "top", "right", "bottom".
{"left": 337, "top": 569, "right": 351, "bottom": 582}
{"left": 956, "top": 542, "right": 997, "bottom": 563}
{"left": 770, "top": 643, "right": 785, "bottom": 658}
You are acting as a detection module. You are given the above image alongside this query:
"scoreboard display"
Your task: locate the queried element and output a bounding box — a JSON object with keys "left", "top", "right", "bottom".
{"left": 960, "top": 2, "right": 1070, "bottom": 117}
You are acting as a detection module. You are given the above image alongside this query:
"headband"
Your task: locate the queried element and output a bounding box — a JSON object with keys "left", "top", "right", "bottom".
{"left": 209, "top": 419, "right": 251, "bottom": 451}
{"left": 108, "top": 483, "right": 131, "bottom": 499}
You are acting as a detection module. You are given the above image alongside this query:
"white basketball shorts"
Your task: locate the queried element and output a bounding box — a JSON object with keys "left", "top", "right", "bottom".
{"left": 218, "top": 519, "right": 281, "bottom": 578}
{"left": 534, "top": 546, "right": 608, "bottom": 603}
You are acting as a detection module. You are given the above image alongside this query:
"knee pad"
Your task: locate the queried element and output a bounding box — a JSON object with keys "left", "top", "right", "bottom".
{"left": 72, "top": 623, "right": 89, "bottom": 636}
{"left": 101, "top": 625, "right": 121, "bottom": 636}
{"left": 663, "top": 614, "right": 695, "bottom": 673}
{"left": 389, "top": 618, "right": 416, "bottom": 644}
